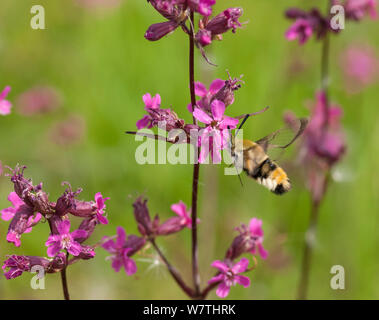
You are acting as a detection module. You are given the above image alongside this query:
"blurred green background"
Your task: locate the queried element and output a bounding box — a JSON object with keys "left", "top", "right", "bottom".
{"left": 0, "top": 0, "right": 378, "bottom": 299}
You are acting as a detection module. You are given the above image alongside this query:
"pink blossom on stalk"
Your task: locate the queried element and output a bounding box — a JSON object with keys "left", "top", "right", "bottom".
{"left": 188, "top": 79, "right": 225, "bottom": 112}
{"left": 136, "top": 93, "right": 185, "bottom": 131}
{"left": 102, "top": 227, "right": 140, "bottom": 275}
{"left": 16, "top": 86, "right": 61, "bottom": 116}
{"left": 1, "top": 192, "right": 42, "bottom": 233}
{"left": 344, "top": 0, "right": 378, "bottom": 20}
{"left": 208, "top": 258, "right": 251, "bottom": 298}
{"left": 145, "top": 0, "right": 187, "bottom": 41}
{"left": 45, "top": 220, "right": 90, "bottom": 257}
{"left": 195, "top": 8, "right": 243, "bottom": 47}
{"left": 226, "top": 218, "right": 268, "bottom": 260}
{"left": 187, "top": 0, "right": 216, "bottom": 17}
{"left": 193, "top": 99, "right": 238, "bottom": 163}
{"left": 0, "top": 86, "right": 12, "bottom": 116}
{"left": 94, "top": 192, "right": 110, "bottom": 225}
{"left": 285, "top": 18, "right": 313, "bottom": 45}
{"left": 170, "top": 201, "right": 199, "bottom": 228}
{"left": 303, "top": 91, "right": 345, "bottom": 166}
{"left": 340, "top": 45, "right": 379, "bottom": 93}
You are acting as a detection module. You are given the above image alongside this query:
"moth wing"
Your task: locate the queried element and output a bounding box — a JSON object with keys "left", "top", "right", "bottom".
{"left": 255, "top": 118, "right": 308, "bottom": 160}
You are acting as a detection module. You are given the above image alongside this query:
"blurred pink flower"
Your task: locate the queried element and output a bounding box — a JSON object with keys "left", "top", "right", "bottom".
{"left": 76, "top": 0, "right": 122, "bottom": 9}
{"left": 0, "top": 86, "right": 12, "bottom": 116}
{"left": 344, "top": 0, "right": 378, "bottom": 20}
{"left": 340, "top": 45, "right": 379, "bottom": 93}
{"left": 285, "top": 18, "right": 313, "bottom": 45}
{"left": 304, "top": 91, "right": 346, "bottom": 166}
{"left": 49, "top": 115, "right": 85, "bottom": 145}
{"left": 208, "top": 258, "right": 251, "bottom": 298}
{"left": 16, "top": 86, "right": 61, "bottom": 116}
{"left": 102, "top": 226, "right": 138, "bottom": 276}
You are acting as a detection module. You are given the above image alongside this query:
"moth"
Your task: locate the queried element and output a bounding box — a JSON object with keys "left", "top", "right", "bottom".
{"left": 230, "top": 116, "right": 308, "bottom": 195}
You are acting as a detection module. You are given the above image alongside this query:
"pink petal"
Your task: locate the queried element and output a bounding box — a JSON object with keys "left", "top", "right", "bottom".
{"left": 8, "top": 192, "right": 24, "bottom": 208}
{"left": 0, "top": 86, "right": 11, "bottom": 100}
{"left": 235, "top": 275, "right": 250, "bottom": 288}
{"left": 112, "top": 256, "right": 123, "bottom": 272}
{"left": 142, "top": 93, "right": 152, "bottom": 107}
{"left": 211, "top": 100, "right": 225, "bottom": 121}
{"left": 136, "top": 115, "right": 151, "bottom": 129}
{"left": 231, "top": 257, "right": 249, "bottom": 274}
{"left": 0, "top": 100, "right": 12, "bottom": 115}
{"left": 211, "top": 260, "right": 229, "bottom": 273}
{"left": 258, "top": 243, "right": 268, "bottom": 259}
{"left": 209, "top": 79, "right": 225, "bottom": 94}
{"left": 170, "top": 201, "right": 187, "bottom": 218}
{"left": 219, "top": 116, "right": 239, "bottom": 129}
{"left": 208, "top": 273, "right": 224, "bottom": 285}
{"left": 58, "top": 220, "right": 71, "bottom": 235}
{"left": 194, "top": 82, "right": 208, "bottom": 97}
{"left": 249, "top": 218, "right": 264, "bottom": 237}
{"left": 47, "top": 243, "right": 62, "bottom": 257}
{"left": 216, "top": 282, "right": 230, "bottom": 298}
{"left": 1, "top": 208, "right": 16, "bottom": 221}
{"left": 97, "top": 213, "right": 109, "bottom": 225}
{"left": 193, "top": 107, "right": 213, "bottom": 124}
{"left": 102, "top": 238, "right": 116, "bottom": 253}
{"left": 151, "top": 94, "right": 161, "bottom": 108}
{"left": 116, "top": 226, "right": 126, "bottom": 247}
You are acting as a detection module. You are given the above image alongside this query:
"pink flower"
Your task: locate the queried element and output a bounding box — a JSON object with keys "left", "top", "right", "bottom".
{"left": 186, "top": 0, "right": 216, "bottom": 17}
{"left": 285, "top": 18, "right": 313, "bottom": 45}
{"left": 304, "top": 91, "right": 345, "bottom": 165}
{"left": 193, "top": 99, "right": 238, "bottom": 163}
{"left": 136, "top": 93, "right": 184, "bottom": 131}
{"left": 16, "top": 86, "right": 61, "bottom": 116}
{"left": 1, "top": 192, "right": 42, "bottom": 245}
{"left": 45, "top": 220, "right": 90, "bottom": 257}
{"left": 102, "top": 227, "right": 138, "bottom": 275}
{"left": 226, "top": 218, "right": 268, "bottom": 260}
{"left": 248, "top": 218, "right": 268, "bottom": 259}
{"left": 0, "top": 86, "right": 12, "bottom": 116}
{"left": 170, "top": 201, "right": 199, "bottom": 228}
{"left": 205, "top": 7, "right": 243, "bottom": 35}
{"left": 345, "top": 0, "right": 378, "bottom": 20}
{"left": 188, "top": 79, "right": 225, "bottom": 112}
{"left": 340, "top": 45, "right": 379, "bottom": 93}
{"left": 208, "top": 258, "right": 251, "bottom": 298}
{"left": 94, "top": 192, "right": 110, "bottom": 225}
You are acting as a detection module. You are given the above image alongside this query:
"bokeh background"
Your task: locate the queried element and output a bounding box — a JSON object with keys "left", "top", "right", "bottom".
{"left": 1, "top": 0, "right": 378, "bottom": 299}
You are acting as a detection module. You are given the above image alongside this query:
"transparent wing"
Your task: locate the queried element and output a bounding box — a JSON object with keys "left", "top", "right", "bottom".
{"left": 255, "top": 118, "right": 308, "bottom": 159}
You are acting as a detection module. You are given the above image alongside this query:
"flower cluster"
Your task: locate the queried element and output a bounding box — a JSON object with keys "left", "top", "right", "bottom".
{"left": 144, "top": 0, "right": 243, "bottom": 48}
{"left": 1, "top": 166, "right": 109, "bottom": 279}
{"left": 207, "top": 218, "right": 267, "bottom": 298}
{"left": 135, "top": 73, "right": 245, "bottom": 163}
{"left": 285, "top": 0, "right": 377, "bottom": 45}
{"left": 102, "top": 197, "right": 196, "bottom": 275}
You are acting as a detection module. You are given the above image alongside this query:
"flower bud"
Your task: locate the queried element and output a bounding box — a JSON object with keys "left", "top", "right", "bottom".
{"left": 205, "top": 8, "right": 243, "bottom": 35}
{"left": 133, "top": 197, "right": 154, "bottom": 236}
{"left": 156, "top": 216, "right": 186, "bottom": 236}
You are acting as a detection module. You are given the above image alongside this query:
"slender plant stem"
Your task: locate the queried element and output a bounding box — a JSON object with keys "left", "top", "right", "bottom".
{"left": 150, "top": 239, "right": 195, "bottom": 298}
{"left": 188, "top": 10, "right": 201, "bottom": 297}
{"left": 60, "top": 255, "right": 70, "bottom": 300}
